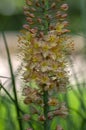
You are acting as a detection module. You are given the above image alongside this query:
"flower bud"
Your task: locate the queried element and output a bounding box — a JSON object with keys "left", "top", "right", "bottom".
{"left": 23, "top": 24, "right": 30, "bottom": 30}
{"left": 26, "top": 128, "right": 33, "bottom": 130}
{"left": 56, "top": 125, "right": 64, "bottom": 130}
{"left": 26, "top": 0, "right": 32, "bottom": 6}
{"left": 48, "top": 112, "right": 53, "bottom": 120}
{"left": 31, "top": 7, "right": 36, "bottom": 12}
{"left": 38, "top": 115, "right": 46, "bottom": 121}
{"left": 26, "top": 17, "right": 33, "bottom": 23}
{"left": 61, "top": 14, "right": 68, "bottom": 19}
{"left": 28, "top": 13, "right": 35, "bottom": 18}
{"left": 62, "top": 21, "right": 69, "bottom": 27}
{"left": 37, "top": 18, "right": 42, "bottom": 23}
{"left": 60, "top": 4, "right": 69, "bottom": 11}
{"left": 23, "top": 6, "right": 29, "bottom": 11}
{"left": 51, "top": 2, "right": 56, "bottom": 9}
{"left": 39, "top": 32, "right": 44, "bottom": 38}
{"left": 23, "top": 114, "right": 31, "bottom": 121}
{"left": 24, "top": 97, "right": 32, "bottom": 104}
{"left": 35, "top": 1, "right": 40, "bottom": 7}
{"left": 29, "top": 28, "right": 37, "bottom": 34}
{"left": 42, "top": 0, "right": 45, "bottom": 5}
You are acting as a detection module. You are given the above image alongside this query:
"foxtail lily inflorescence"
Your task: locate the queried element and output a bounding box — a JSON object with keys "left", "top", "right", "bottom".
{"left": 18, "top": 0, "right": 74, "bottom": 130}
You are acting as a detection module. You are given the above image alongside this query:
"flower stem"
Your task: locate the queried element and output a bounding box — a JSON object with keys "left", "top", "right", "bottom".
{"left": 43, "top": 90, "right": 50, "bottom": 130}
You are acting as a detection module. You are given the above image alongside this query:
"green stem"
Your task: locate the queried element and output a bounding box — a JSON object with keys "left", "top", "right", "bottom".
{"left": 43, "top": 0, "right": 49, "bottom": 34}
{"left": 2, "top": 32, "right": 23, "bottom": 130}
{"left": 43, "top": 90, "right": 50, "bottom": 130}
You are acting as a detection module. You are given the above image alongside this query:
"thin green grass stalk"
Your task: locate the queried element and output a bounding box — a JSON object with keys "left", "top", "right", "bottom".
{"left": 2, "top": 32, "right": 23, "bottom": 130}
{"left": 0, "top": 83, "right": 24, "bottom": 115}
{"left": 0, "top": 83, "right": 15, "bottom": 103}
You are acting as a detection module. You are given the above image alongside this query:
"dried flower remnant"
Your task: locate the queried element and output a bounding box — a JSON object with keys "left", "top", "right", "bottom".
{"left": 18, "top": 0, "right": 73, "bottom": 129}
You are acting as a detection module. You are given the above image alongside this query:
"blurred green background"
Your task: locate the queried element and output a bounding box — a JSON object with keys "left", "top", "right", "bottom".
{"left": 0, "top": 0, "right": 86, "bottom": 130}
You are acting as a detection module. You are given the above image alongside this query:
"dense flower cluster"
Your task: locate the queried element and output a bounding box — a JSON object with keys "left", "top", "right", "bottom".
{"left": 18, "top": 0, "right": 74, "bottom": 130}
